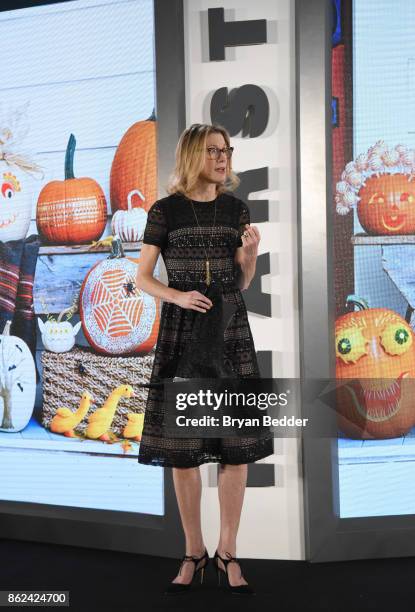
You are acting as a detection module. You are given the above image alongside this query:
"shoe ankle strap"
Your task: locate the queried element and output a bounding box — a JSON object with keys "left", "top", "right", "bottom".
{"left": 179, "top": 556, "right": 196, "bottom": 576}
{"left": 215, "top": 551, "right": 242, "bottom": 577}
{"left": 216, "top": 550, "right": 238, "bottom": 563}
{"left": 179, "top": 550, "right": 207, "bottom": 575}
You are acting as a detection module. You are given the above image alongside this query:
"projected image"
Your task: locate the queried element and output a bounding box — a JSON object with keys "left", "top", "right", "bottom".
{"left": 333, "top": 0, "right": 415, "bottom": 517}
{"left": 0, "top": 0, "right": 163, "bottom": 515}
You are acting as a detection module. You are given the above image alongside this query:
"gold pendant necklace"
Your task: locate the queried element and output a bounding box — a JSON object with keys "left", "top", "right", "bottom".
{"left": 205, "top": 259, "right": 211, "bottom": 286}
{"left": 190, "top": 197, "right": 217, "bottom": 286}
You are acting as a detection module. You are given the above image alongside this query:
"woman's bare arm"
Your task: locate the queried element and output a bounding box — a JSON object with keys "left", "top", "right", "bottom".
{"left": 136, "top": 243, "right": 181, "bottom": 303}
{"left": 234, "top": 224, "right": 260, "bottom": 291}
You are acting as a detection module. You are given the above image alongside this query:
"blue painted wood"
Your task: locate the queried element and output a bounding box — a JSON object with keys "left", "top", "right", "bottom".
{"left": 382, "top": 245, "right": 415, "bottom": 310}
{"left": 19, "top": 418, "right": 50, "bottom": 440}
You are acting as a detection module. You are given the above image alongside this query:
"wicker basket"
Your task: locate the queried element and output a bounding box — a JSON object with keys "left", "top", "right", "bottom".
{"left": 41, "top": 345, "right": 155, "bottom": 437}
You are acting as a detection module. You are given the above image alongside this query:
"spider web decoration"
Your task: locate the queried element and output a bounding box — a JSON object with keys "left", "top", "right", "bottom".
{"left": 80, "top": 258, "right": 157, "bottom": 354}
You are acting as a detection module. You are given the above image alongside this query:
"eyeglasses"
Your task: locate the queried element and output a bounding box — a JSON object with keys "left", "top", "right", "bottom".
{"left": 204, "top": 146, "right": 234, "bottom": 161}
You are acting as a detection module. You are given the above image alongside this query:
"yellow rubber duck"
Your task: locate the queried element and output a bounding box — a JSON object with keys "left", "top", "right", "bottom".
{"left": 123, "top": 413, "right": 145, "bottom": 441}
{"left": 50, "top": 391, "right": 93, "bottom": 437}
{"left": 86, "top": 384, "right": 134, "bottom": 441}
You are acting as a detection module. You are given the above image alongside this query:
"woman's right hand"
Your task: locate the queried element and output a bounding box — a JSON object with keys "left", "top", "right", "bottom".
{"left": 174, "top": 290, "right": 213, "bottom": 312}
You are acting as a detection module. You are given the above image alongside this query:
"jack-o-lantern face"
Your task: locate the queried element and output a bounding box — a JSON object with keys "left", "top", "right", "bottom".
{"left": 0, "top": 170, "right": 32, "bottom": 241}
{"left": 357, "top": 173, "right": 415, "bottom": 235}
{"left": 336, "top": 305, "right": 415, "bottom": 439}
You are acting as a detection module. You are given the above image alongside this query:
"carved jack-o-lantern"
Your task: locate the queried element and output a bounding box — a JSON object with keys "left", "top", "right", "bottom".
{"left": 0, "top": 169, "right": 33, "bottom": 241}
{"left": 357, "top": 173, "right": 415, "bottom": 235}
{"left": 336, "top": 296, "right": 415, "bottom": 439}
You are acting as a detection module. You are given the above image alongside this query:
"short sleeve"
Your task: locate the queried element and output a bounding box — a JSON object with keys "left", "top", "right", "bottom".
{"left": 142, "top": 200, "right": 168, "bottom": 249}
{"left": 236, "top": 199, "right": 251, "bottom": 247}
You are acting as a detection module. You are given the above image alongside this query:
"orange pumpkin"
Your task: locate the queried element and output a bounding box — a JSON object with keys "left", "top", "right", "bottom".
{"left": 36, "top": 134, "right": 107, "bottom": 245}
{"left": 79, "top": 238, "right": 160, "bottom": 356}
{"left": 335, "top": 296, "right": 415, "bottom": 439}
{"left": 110, "top": 112, "right": 157, "bottom": 214}
{"left": 357, "top": 172, "right": 415, "bottom": 235}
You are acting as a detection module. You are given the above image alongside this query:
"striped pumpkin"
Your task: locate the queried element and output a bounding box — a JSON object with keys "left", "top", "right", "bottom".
{"left": 36, "top": 134, "right": 107, "bottom": 245}
{"left": 79, "top": 246, "right": 160, "bottom": 356}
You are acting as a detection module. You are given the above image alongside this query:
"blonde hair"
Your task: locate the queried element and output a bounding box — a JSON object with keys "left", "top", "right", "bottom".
{"left": 166, "top": 123, "right": 240, "bottom": 198}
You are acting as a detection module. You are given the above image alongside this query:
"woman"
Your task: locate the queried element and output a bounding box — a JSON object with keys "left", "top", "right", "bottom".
{"left": 136, "top": 123, "right": 274, "bottom": 595}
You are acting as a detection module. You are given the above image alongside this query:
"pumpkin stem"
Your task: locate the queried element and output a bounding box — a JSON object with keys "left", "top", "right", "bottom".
{"left": 345, "top": 294, "right": 370, "bottom": 311}
{"left": 127, "top": 189, "right": 145, "bottom": 211}
{"left": 65, "top": 133, "right": 76, "bottom": 180}
{"left": 1, "top": 320, "right": 12, "bottom": 336}
{"left": 57, "top": 306, "right": 74, "bottom": 323}
{"left": 57, "top": 291, "right": 79, "bottom": 322}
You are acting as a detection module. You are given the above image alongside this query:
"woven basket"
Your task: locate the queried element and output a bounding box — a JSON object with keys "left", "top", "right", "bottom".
{"left": 41, "top": 345, "right": 154, "bottom": 437}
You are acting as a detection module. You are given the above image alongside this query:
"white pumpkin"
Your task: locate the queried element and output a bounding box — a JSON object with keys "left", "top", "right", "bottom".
{"left": 0, "top": 321, "right": 36, "bottom": 432}
{"left": 111, "top": 189, "right": 148, "bottom": 242}
{"left": 38, "top": 307, "right": 82, "bottom": 353}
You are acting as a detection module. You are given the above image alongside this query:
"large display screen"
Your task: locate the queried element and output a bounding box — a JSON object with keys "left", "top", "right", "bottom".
{"left": 333, "top": 0, "right": 415, "bottom": 518}
{"left": 0, "top": 0, "right": 163, "bottom": 515}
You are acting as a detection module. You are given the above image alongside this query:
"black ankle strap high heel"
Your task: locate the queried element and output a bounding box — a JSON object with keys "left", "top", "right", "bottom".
{"left": 164, "top": 548, "right": 209, "bottom": 595}
{"left": 214, "top": 550, "right": 256, "bottom": 596}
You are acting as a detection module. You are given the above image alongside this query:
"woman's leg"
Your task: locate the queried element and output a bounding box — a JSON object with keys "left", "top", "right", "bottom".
{"left": 171, "top": 466, "right": 206, "bottom": 584}
{"left": 216, "top": 463, "right": 249, "bottom": 586}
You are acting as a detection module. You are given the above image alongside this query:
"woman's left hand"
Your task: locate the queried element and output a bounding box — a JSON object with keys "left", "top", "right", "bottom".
{"left": 241, "top": 224, "right": 260, "bottom": 258}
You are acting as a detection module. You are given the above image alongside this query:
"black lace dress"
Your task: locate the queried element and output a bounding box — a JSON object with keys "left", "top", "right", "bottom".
{"left": 137, "top": 191, "right": 274, "bottom": 467}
